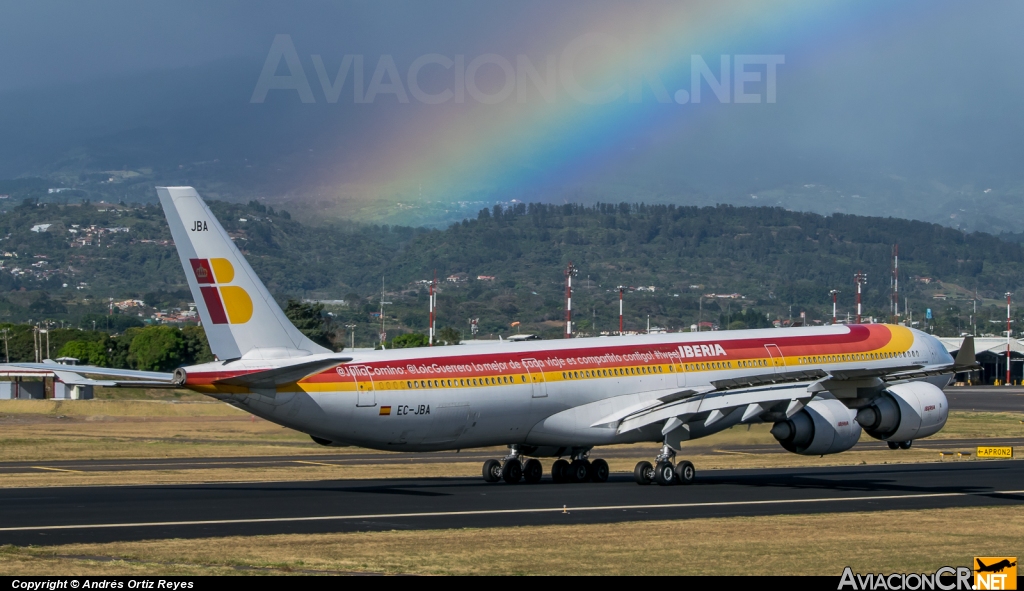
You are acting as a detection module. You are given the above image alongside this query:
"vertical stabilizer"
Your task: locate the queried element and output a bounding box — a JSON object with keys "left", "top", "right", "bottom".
{"left": 157, "top": 187, "right": 330, "bottom": 360}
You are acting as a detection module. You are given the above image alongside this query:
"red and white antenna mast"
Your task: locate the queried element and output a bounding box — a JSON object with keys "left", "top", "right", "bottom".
{"left": 1007, "top": 292, "right": 1013, "bottom": 386}
{"left": 830, "top": 289, "right": 839, "bottom": 324}
{"left": 617, "top": 286, "right": 625, "bottom": 335}
{"left": 565, "top": 262, "right": 578, "bottom": 338}
{"left": 428, "top": 270, "right": 437, "bottom": 346}
{"left": 854, "top": 272, "right": 867, "bottom": 324}
{"left": 892, "top": 244, "right": 899, "bottom": 324}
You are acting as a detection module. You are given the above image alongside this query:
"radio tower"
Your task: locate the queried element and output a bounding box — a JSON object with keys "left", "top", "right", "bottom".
{"left": 854, "top": 272, "right": 867, "bottom": 324}
{"left": 565, "top": 262, "right": 578, "bottom": 338}
{"left": 891, "top": 245, "right": 899, "bottom": 324}
{"left": 830, "top": 289, "right": 839, "bottom": 324}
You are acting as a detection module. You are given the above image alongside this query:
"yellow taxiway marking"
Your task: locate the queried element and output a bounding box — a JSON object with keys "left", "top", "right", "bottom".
{"left": 712, "top": 449, "right": 756, "bottom": 456}
{"left": 31, "top": 466, "right": 83, "bottom": 473}
{"left": 293, "top": 460, "right": 343, "bottom": 468}
{"left": 3, "top": 489, "right": 1023, "bottom": 532}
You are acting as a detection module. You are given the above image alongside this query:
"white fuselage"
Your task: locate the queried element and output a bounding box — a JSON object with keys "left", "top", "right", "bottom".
{"left": 190, "top": 324, "right": 952, "bottom": 453}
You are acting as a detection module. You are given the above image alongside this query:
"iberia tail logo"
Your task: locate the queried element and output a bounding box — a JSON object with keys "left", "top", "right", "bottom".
{"left": 189, "top": 258, "right": 253, "bottom": 324}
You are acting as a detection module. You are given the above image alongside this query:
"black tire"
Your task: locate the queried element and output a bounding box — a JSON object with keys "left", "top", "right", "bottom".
{"left": 522, "top": 459, "right": 543, "bottom": 484}
{"left": 654, "top": 461, "right": 675, "bottom": 486}
{"left": 482, "top": 459, "right": 502, "bottom": 483}
{"left": 674, "top": 460, "right": 695, "bottom": 485}
{"left": 502, "top": 458, "right": 523, "bottom": 484}
{"left": 634, "top": 461, "right": 653, "bottom": 485}
{"left": 899, "top": 440, "right": 913, "bottom": 450}
{"left": 551, "top": 459, "right": 569, "bottom": 483}
{"left": 568, "top": 459, "right": 590, "bottom": 483}
{"left": 887, "top": 441, "right": 900, "bottom": 450}
{"left": 590, "top": 459, "right": 610, "bottom": 483}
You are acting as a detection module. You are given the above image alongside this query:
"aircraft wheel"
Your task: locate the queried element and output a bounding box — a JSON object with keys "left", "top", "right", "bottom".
{"left": 674, "top": 460, "right": 695, "bottom": 485}
{"left": 482, "top": 459, "right": 502, "bottom": 483}
{"left": 551, "top": 459, "right": 570, "bottom": 483}
{"left": 502, "top": 458, "right": 523, "bottom": 483}
{"left": 568, "top": 459, "right": 590, "bottom": 483}
{"left": 590, "top": 459, "right": 610, "bottom": 483}
{"left": 654, "top": 461, "right": 676, "bottom": 486}
{"left": 522, "top": 459, "right": 543, "bottom": 484}
{"left": 887, "top": 441, "right": 900, "bottom": 450}
{"left": 634, "top": 461, "right": 653, "bottom": 485}
{"left": 898, "top": 440, "right": 913, "bottom": 450}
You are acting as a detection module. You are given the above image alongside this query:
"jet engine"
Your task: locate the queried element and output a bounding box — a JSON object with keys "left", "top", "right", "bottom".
{"left": 771, "top": 398, "right": 861, "bottom": 455}
{"left": 855, "top": 381, "right": 948, "bottom": 442}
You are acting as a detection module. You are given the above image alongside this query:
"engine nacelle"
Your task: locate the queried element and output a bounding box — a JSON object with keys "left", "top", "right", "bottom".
{"left": 855, "top": 381, "right": 948, "bottom": 442}
{"left": 771, "top": 398, "right": 861, "bottom": 455}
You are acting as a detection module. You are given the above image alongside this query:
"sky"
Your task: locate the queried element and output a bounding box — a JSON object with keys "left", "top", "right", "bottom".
{"left": 1, "top": 0, "right": 1022, "bottom": 229}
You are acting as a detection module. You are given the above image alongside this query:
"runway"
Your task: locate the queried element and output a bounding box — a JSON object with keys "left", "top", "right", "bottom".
{"left": 945, "top": 386, "right": 1024, "bottom": 412}
{"left": 2, "top": 460, "right": 1022, "bottom": 546}
{"left": 0, "top": 386, "right": 1019, "bottom": 476}
{"left": 0, "top": 436, "right": 1020, "bottom": 475}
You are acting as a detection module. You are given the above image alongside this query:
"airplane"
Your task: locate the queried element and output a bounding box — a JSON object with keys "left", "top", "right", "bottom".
{"left": 1, "top": 187, "right": 978, "bottom": 486}
{"left": 976, "top": 559, "right": 1017, "bottom": 573}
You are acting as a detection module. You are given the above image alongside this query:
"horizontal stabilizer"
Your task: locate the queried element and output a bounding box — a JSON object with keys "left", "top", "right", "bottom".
{"left": 51, "top": 370, "right": 116, "bottom": 387}
{"left": 0, "top": 362, "right": 174, "bottom": 382}
{"left": 213, "top": 357, "right": 352, "bottom": 389}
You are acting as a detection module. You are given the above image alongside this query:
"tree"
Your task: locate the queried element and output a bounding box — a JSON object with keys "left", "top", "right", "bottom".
{"left": 181, "top": 325, "right": 214, "bottom": 364}
{"left": 128, "top": 325, "right": 184, "bottom": 371}
{"left": 284, "top": 300, "right": 338, "bottom": 350}
{"left": 56, "top": 340, "right": 108, "bottom": 366}
{"left": 437, "top": 326, "right": 461, "bottom": 345}
{"left": 391, "top": 333, "right": 428, "bottom": 348}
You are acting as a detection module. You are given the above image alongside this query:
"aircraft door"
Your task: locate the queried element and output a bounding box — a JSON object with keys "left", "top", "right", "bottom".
{"left": 349, "top": 366, "right": 377, "bottom": 407}
{"left": 522, "top": 358, "right": 548, "bottom": 398}
{"left": 764, "top": 344, "right": 785, "bottom": 373}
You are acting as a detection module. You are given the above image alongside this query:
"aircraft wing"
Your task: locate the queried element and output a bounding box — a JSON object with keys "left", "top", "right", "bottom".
{"left": 603, "top": 342, "right": 975, "bottom": 437}
{"left": 612, "top": 382, "right": 814, "bottom": 435}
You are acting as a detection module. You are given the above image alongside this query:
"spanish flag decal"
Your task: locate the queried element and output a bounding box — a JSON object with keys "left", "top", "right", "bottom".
{"left": 379, "top": 406, "right": 392, "bottom": 416}
{"left": 190, "top": 258, "right": 253, "bottom": 324}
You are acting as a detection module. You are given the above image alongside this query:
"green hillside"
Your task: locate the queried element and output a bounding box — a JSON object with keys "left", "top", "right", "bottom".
{"left": 0, "top": 198, "right": 1021, "bottom": 344}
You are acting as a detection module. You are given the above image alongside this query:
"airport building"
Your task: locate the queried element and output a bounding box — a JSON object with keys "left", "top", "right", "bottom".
{"left": 0, "top": 363, "right": 94, "bottom": 400}
{"left": 938, "top": 336, "right": 1024, "bottom": 385}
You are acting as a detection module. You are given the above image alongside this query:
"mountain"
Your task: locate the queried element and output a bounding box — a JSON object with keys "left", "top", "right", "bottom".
{"left": 0, "top": 198, "right": 1019, "bottom": 342}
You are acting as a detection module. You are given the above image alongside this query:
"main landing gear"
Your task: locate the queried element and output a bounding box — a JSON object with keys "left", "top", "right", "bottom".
{"left": 887, "top": 440, "right": 913, "bottom": 450}
{"left": 634, "top": 444, "right": 695, "bottom": 486}
{"left": 481, "top": 446, "right": 609, "bottom": 484}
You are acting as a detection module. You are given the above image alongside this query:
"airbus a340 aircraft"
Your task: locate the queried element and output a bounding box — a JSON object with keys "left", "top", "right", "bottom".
{"left": 5, "top": 187, "right": 977, "bottom": 486}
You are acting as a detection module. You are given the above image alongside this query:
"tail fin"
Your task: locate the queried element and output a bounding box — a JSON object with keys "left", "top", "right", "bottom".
{"left": 954, "top": 335, "right": 977, "bottom": 369}
{"left": 157, "top": 187, "right": 330, "bottom": 361}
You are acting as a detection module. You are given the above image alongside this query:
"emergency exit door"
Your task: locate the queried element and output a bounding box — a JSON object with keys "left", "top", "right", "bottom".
{"left": 350, "top": 366, "right": 376, "bottom": 407}
{"left": 764, "top": 344, "right": 785, "bottom": 373}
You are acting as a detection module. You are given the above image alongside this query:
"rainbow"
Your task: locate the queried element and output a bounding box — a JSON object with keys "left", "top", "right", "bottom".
{"left": 315, "top": 1, "right": 931, "bottom": 210}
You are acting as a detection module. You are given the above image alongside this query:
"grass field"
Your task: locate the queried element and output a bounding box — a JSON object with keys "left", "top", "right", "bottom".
{"left": 1, "top": 506, "right": 1020, "bottom": 575}
{"left": 1, "top": 392, "right": 1021, "bottom": 577}
{"left": 1, "top": 393, "right": 1021, "bottom": 488}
